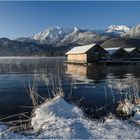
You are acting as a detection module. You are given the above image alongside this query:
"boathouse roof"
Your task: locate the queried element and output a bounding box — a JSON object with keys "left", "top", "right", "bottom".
{"left": 105, "top": 47, "right": 136, "bottom": 55}
{"left": 124, "top": 48, "right": 135, "bottom": 52}
{"left": 104, "top": 47, "right": 121, "bottom": 55}
{"left": 65, "top": 44, "right": 97, "bottom": 55}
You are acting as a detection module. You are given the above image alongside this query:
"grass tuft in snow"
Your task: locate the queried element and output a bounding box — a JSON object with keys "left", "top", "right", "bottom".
{"left": 116, "top": 99, "right": 135, "bottom": 117}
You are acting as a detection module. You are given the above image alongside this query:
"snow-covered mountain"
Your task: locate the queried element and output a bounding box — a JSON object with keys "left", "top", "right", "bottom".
{"left": 31, "top": 26, "right": 113, "bottom": 46}
{"left": 123, "top": 24, "right": 140, "bottom": 38}
{"left": 31, "top": 25, "right": 131, "bottom": 47}
{"left": 106, "top": 25, "right": 130, "bottom": 35}
{"left": 32, "top": 26, "right": 73, "bottom": 45}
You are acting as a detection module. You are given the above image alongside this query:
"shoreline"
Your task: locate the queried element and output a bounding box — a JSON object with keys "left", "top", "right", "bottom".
{"left": 0, "top": 56, "right": 66, "bottom": 59}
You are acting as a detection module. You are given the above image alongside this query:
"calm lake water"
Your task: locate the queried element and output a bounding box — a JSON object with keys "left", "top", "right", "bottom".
{"left": 0, "top": 57, "right": 140, "bottom": 122}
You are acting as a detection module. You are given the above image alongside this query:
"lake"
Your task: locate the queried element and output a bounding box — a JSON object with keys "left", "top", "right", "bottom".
{"left": 0, "top": 57, "right": 140, "bottom": 122}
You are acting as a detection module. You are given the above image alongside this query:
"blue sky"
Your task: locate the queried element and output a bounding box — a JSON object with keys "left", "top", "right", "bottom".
{"left": 0, "top": 1, "right": 140, "bottom": 39}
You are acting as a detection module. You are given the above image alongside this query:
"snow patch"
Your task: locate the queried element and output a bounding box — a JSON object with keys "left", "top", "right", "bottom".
{"left": 0, "top": 124, "right": 25, "bottom": 139}
{"left": 31, "top": 95, "right": 140, "bottom": 139}
{"left": 133, "top": 105, "right": 140, "bottom": 124}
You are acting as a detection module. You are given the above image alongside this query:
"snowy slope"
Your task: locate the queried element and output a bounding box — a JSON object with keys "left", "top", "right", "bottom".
{"left": 56, "top": 28, "right": 111, "bottom": 46}
{"left": 0, "top": 124, "right": 25, "bottom": 139}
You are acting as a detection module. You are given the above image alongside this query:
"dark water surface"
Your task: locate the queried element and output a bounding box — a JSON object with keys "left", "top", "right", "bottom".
{"left": 0, "top": 57, "right": 140, "bottom": 121}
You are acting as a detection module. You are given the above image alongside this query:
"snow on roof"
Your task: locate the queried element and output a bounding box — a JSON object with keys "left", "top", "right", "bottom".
{"left": 105, "top": 47, "right": 136, "bottom": 55}
{"left": 65, "top": 44, "right": 97, "bottom": 55}
{"left": 124, "top": 48, "right": 135, "bottom": 53}
{"left": 104, "top": 47, "right": 121, "bottom": 55}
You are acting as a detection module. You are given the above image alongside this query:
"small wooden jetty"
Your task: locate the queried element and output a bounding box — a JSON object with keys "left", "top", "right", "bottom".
{"left": 64, "top": 60, "right": 140, "bottom": 66}
{"left": 64, "top": 61, "right": 88, "bottom": 66}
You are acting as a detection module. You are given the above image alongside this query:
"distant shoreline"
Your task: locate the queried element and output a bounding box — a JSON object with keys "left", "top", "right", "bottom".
{"left": 0, "top": 56, "right": 66, "bottom": 59}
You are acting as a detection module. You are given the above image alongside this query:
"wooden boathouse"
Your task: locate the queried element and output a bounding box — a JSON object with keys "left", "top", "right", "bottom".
{"left": 65, "top": 44, "right": 140, "bottom": 65}
{"left": 65, "top": 44, "right": 108, "bottom": 64}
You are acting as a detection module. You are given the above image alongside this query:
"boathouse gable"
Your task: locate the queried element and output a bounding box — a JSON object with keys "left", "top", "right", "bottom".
{"left": 111, "top": 48, "right": 130, "bottom": 61}
{"left": 86, "top": 45, "right": 108, "bottom": 62}
{"left": 105, "top": 48, "right": 130, "bottom": 61}
{"left": 128, "top": 48, "right": 140, "bottom": 60}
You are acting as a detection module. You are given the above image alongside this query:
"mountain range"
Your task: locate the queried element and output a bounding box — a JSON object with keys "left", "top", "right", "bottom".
{"left": 1, "top": 24, "right": 140, "bottom": 56}
{"left": 30, "top": 25, "right": 131, "bottom": 46}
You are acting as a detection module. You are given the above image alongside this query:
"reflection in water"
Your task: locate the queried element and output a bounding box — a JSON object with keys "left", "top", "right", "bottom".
{"left": 107, "top": 74, "right": 139, "bottom": 92}
{"left": 0, "top": 58, "right": 140, "bottom": 121}
{"left": 66, "top": 64, "right": 93, "bottom": 83}
{"left": 66, "top": 64, "right": 107, "bottom": 83}
{"left": 66, "top": 64, "right": 140, "bottom": 118}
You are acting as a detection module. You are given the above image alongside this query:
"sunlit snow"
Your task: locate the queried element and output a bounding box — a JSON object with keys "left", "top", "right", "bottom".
{"left": 1, "top": 95, "right": 140, "bottom": 139}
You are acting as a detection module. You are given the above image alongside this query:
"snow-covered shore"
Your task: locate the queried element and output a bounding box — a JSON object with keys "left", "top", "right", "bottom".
{"left": 0, "top": 124, "right": 25, "bottom": 139}
{"left": 1, "top": 95, "right": 140, "bottom": 139}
